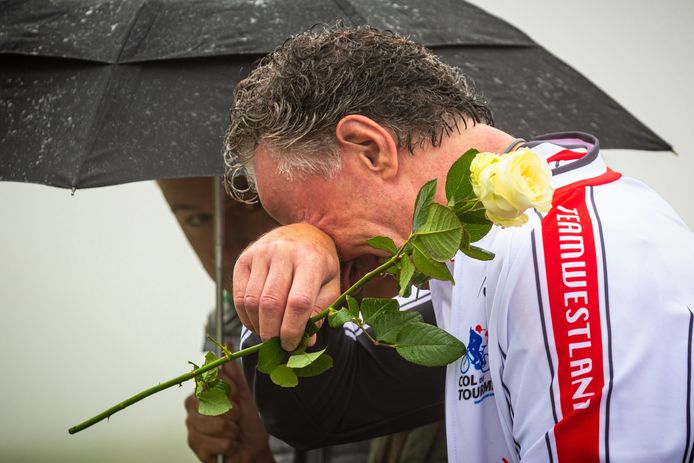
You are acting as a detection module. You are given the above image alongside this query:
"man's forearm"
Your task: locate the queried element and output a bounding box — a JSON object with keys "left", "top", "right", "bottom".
{"left": 240, "top": 297, "right": 445, "bottom": 449}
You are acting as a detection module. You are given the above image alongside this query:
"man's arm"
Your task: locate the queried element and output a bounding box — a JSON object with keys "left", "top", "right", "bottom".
{"left": 240, "top": 296, "right": 445, "bottom": 450}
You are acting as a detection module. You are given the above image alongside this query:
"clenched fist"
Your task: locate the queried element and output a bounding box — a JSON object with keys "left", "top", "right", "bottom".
{"left": 232, "top": 224, "right": 341, "bottom": 351}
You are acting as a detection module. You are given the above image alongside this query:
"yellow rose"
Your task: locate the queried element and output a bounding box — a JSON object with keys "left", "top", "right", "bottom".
{"left": 470, "top": 147, "right": 553, "bottom": 228}
{"left": 470, "top": 152, "right": 498, "bottom": 198}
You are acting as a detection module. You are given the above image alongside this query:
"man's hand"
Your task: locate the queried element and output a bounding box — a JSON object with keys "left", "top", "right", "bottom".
{"left": 185, "top": 343, "right": 274, "bottom": 463}
{"left": 233, "top": 224, "right": 341, "bottom": 351}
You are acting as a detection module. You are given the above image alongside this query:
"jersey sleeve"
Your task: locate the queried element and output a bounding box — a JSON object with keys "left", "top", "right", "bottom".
{"left": 239, "top": 298, "right": 446, "bottom": 450}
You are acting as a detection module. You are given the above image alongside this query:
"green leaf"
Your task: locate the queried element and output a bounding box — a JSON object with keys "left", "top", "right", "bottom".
{"left": 269, "top": 365, "right": 299, "bottom": 388}
{"left": 461, "top": 226, "right": 471, "bottom": 251}
{"left": 412, "top": 243, "right": 454, "bottom": 282}
{"left": 395, "top": 322, "right": 467, "bottom": 367}
{"left": 412, "top": 179, "right": 438, "bottom": 231}
{"left": 445, "top": 149, "right": 479, "bottom": 205}
{"left": 398, "top": 255, "right": 415, "bottom": 297}
{"left": 328, "top": 308, "right": 354, "bottom": 328}
{"left": 203, "top": 351, "right": 218, "bottom": 363}
{"left": 371, "top": 310, "right": 423, "bottom": 344}
{"left": 457, "top": 209, "right": 493, "bottom": 243}
{"left": 257, "top": 337, "right": 285, "bottom": 374}
{"left": 215, "top": 379, "right": 232, "bottom": 397}
{"left": 466, "top": 221, "right": 493, "bottom": 244}
{"left": 346, "top": 295, "right": 360, "bottom": 317}
{"left": 294, "top": 353, "right": 334, "bottom": 377}
{"left": 360, "top": 298, "right": 399, "bottom": 325}
{"left": 287, "top": 348, "right": 327, "bottom": 369}
{"left": 197, "top": 381, "right": 232, "bottom": 416}
{"left": 459, "top": 245, "right": 495, "bottom": 261}
{"left": 366, "top": 236, "right": 398, "bottom": 255}
{"left": 194, "top": 380, "right": 205, "bottom": 397}
{"left": 410, "top": 271, "right": 431, "bottom": 288}
{"left": 451, "top": 199, "right": 476, "bottom": 215}
{"left": 455, "top": 207, "right": 488, "bottom": 223}
{"left": 414, "top": 204, "right": 462, "bottom": 262}
{"left": 200, "top": 352, "right": 219, "bottom": 383}
{"left": 399, "top": 283, "right": 412, "bottom": 298}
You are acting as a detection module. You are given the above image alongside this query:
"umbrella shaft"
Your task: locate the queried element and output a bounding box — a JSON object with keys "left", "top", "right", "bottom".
{"left": 214, "top": 177, "right": 225, "bottom": 463}
{"left": 214, "top": 177, "right": 225, "bottom": 347}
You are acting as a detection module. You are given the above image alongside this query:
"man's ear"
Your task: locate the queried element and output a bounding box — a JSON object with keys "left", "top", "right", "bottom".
{"left": 335, "top": 115, "right": 398, "bottom": 179}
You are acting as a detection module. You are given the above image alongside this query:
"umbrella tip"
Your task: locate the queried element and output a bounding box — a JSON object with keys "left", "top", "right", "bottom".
{"left": 71, "top": 187, "right": 76, "bottom": 196}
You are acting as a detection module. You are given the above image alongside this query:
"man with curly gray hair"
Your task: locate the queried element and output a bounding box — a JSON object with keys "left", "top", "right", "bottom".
{"left": 226, "top": 22, "right": 694, "bottom": 463}
{"left": 224, "top": 24, "right": 493, "bottom": 195}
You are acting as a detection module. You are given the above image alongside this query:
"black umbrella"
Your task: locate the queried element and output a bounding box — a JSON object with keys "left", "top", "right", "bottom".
{"left": 0, "top": 0, "right": 670, "bottom": 190}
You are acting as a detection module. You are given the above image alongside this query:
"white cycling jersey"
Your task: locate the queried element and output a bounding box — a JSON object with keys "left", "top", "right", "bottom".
{"left": 430, "top": 132, "right": 694, "bottom": 462}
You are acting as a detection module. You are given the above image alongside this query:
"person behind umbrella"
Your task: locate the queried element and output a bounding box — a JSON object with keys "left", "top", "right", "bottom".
{"left": 158, "top": 178, "right": 447, "bottom": 462}
{"left": 159, "top": 178, "right": 280, "bottom": 462}
{"left": 225, "top": 24, "right": 694, "bottom": 462}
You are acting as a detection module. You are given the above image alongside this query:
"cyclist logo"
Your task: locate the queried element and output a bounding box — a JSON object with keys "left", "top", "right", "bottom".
{"left": 457, "top": 325, "right": 493, "bottom": 404}
{"left": 461, "top": 325, "right": 490, "bottom": 374}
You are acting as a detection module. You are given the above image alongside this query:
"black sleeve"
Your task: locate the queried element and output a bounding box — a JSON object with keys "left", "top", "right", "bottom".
{"left": 240, "top": 297, "right": 446, "bottom": 450}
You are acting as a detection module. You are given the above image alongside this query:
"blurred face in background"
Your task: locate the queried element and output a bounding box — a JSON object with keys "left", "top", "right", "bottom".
{"left": 158, "top": 177, "right": 278, "bottom": 282}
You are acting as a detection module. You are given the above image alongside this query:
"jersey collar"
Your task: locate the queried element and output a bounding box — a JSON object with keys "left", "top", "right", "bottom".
{"left": 519, "top": 131, "right": 620, "bottom": 191}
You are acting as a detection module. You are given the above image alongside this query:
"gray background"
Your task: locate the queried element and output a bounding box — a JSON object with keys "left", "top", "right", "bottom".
{"left": 1, "top": 0, "right": 692, "bottom": 461}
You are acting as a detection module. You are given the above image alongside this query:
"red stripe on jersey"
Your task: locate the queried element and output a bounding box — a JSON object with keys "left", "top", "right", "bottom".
{"left": 553, "top": 169, "right": 622, "bottom": 205}
{"left": 542, "top": 187, "right": 605, "bottom": 463}
{"left": 546, "top": 149, "right": 587, "bottom": 163}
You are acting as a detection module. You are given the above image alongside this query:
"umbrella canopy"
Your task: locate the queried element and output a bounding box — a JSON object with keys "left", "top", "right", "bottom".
{"left": 0, "top": 0, "right": 670, "bottom": 189}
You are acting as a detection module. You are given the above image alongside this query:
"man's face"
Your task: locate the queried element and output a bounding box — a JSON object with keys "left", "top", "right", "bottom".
{"left": 253, "top": 144, "right": 412, "bottom": 265}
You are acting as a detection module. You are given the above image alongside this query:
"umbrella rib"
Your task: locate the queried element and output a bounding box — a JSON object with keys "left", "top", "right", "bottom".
{"left": 70, "top": 66, "right": 120, "bottom": 188}
{"left": 116, "top": 0, "right": 150, "bottom": 64}
{"left": 332, "top": 0, "right": 367, "bottom": 26}
{"left": 71, "top": 1, "right": 153, "bottom": 187}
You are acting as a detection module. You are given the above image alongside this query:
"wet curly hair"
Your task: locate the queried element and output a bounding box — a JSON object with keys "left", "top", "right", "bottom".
{"left": 224, "top": 23, "right": 493, "bottom": 201}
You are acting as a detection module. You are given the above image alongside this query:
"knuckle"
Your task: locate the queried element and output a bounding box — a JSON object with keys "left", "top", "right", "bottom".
{"left": 298, "top": 248, "right": 322, "bottom": 265}
{"left": 233, "top": 295, "right": 246, "bottom": 310}
{"left": 286, "top": 293, "right": 313, "bottom": 312}
{"left": 243, "top": 294, "right": 260, "bottom": 308}
{"left": 301, "top": 253, "right": 338, "bottom": 280}
{"left": 235, "top": 249, "right": 253, "bottom": 266}
{"left": 259, "top": 293, "right": 283, "bottom": 313}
